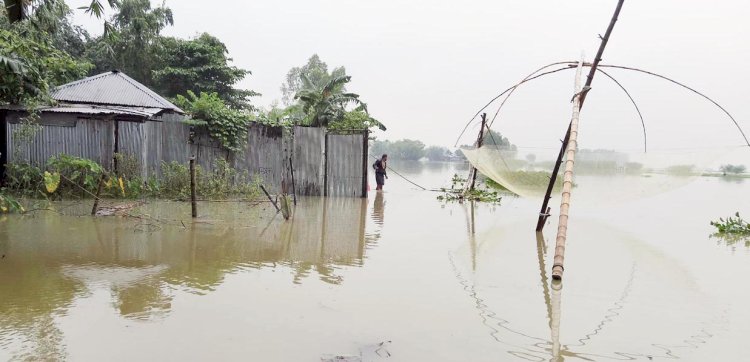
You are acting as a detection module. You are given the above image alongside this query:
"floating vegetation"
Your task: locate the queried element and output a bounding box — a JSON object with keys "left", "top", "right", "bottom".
{"left": 710, "top": 212, "right": 750, "bottom": 246}
{"left": 436, "top": 174, "right": 502, "bottom": 204}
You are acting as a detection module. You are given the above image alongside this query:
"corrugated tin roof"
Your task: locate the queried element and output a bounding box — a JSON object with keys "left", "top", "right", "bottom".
{"left": 1, "top": 104, "right": 166, "bottom": 118}
{"left": 39, "top": 105, "right": 164, "bottom": 117}
{"left": 51, "top": 71, "right": 184, "bottom": 113}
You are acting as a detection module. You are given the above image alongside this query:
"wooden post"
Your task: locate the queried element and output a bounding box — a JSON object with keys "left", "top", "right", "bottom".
{"left": 289, "top": 157, "right": 297, "bottom": 205}
{"left": 551, "top": 60, "right": 584, "bottom": 281}
{"left": 260, "top": 184, "right": 281, "bottom": 213}
{"left": 465, "top": 113, "right": 487, "bottom": 193}
{"left": 536, "top": 129, "right": 570, "bottom": 232}
{"left": 361, "top": 130, "right": 369, "bottom": 198}
{"left": 190, "top": 157, "right": 197, "bottom": 218}
{"left": 91, "top": 173, "right": 107, "bottom": 216}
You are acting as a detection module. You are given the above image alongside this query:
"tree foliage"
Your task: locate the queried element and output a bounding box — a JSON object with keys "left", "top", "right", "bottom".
{"left": 295, "top": 74, "right": 365, "bottom": 127}
{"left": 328, "top": 110, "right": 386, "bottom": 132}
{"left": 174, "top": 91, "right": 250, "bottom": 152}
{"left": 84, "top": 0, "right": 173, "bottom": 85}
{"left": 425, "top": 146, "right": 451, "bottom": 161}
{"left": 0, "top": 27, "right": 91, "bottom": 104}
{"left": 371, "top": 139, "right": 426, "bottom": 161}
{"left": 720, "top": 164, "right": 746, "bottom": 175}
{"left": 280, "top": 54, "right": 346, "bottom": 106}
{"left": 153, "top": 33, "right": 256, "bottom": 109}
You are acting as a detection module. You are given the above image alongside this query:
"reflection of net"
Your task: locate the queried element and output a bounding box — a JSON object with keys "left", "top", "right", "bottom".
{"left": 463, "top": 146, "right": 740, "bottom": 203}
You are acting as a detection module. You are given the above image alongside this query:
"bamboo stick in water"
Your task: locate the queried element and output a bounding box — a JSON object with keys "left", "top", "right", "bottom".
{"left": 552, "top": 60, "right": 584, "bottom": 281}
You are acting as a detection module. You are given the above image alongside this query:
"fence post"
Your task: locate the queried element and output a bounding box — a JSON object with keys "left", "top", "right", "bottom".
{"left": 190, "top": 157, "right": 197, "bottom": 218}
{"left": 362, "top": 130, "right": 369, "bottom": 198}
{"left": 91, "top": 173, "right": 107, "bottom": 216}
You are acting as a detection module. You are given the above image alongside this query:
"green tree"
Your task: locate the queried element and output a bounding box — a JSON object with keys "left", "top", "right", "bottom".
{"left": 85, "top": 0, "right": 173, "bottom": 86}
{"left": 280, "top": 54, "right": 345, "bottom": 106}
{"left": 152, "top": 33, "right": 257, "bottom": 110}
{"left": 295, "top": 75, "right": 365, "bottom": 127}
{"left": 425, "top": 146, "right": 450, "bottom": 161}
{"left": 174, "top": 91, "right": 250, "bottom": 152}
{"left": 328, "top": 109, "right": 386, "bottom": 132}
{"left": 390, "top": 139, "right": 425, "bottom": 160}
{"left": 0, "top": 28, "right": 91, "bottom": 104}
{"left": 720, "top": 164, "right": 746, "bottom": 175}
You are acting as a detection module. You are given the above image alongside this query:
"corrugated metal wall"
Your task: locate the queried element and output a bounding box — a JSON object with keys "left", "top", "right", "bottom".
{"left": 292, "top": 126, "right": 326, "bottom": 196}
{"left": 6, "top": 113, "right": 114, "bottom": 168}
{"left": 5, "top": 114, "right": 367, "bottom": 198}
{"left": 231, "top": 124, "right": 286, "bottom": 193}
{"left": 160, "top": 120, "right": 191, "bottom": 167}
{"left": 191, "top": 132, "right": 229, "bottom": 174}
{"left": 325, "top": 132, "right": 367, "bottom": 197}
{"left": 117, "top": 120, "right": 145, "bottom": 175}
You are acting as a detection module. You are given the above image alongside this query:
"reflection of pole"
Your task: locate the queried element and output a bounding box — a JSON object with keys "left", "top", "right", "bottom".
{"left": 536, "top": 232, "right": 553, "bottom": 327}
{"left": 552, "top": 60, "right": 583, "bottom": 281}
{"left": 551, "top": 280, "right": 563, "bottom": 360}
{"left": 470, "top": 201, "right": 476, "bottom": 271}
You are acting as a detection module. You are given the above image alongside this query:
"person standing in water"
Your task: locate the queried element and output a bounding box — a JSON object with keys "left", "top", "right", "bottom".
{"left": 374, "top": 154, "right": 388, "bottom": 191}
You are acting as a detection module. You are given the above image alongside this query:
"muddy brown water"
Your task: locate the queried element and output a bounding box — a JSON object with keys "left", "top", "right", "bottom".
{"left": 1, "top": 161, "right": 749, "bottom": 361}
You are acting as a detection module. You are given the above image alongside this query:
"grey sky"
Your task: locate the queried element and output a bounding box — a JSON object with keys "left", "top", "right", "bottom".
{"left": 68, "top": 0, "right": 749, "bottom": 158}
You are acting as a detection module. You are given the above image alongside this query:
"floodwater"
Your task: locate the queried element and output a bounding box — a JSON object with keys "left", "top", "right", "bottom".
{"left": 1, "top": 161, "right": 749, "bottom": 361}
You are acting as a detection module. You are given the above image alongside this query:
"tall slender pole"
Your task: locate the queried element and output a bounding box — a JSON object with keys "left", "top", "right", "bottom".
{"left": 535, "top": 0, "right": 625, "bottom": 231}
{"left": 465, "top": 113, "right": 487, "bottom": 193}
{"left": 289, "top": 157, "right": 297, "bottom": 205}
{"left": 552, "top": 60, "right": 583, "bottom": 281}
{"left": 190, "top": 157, "right": 197, "bottom": 218}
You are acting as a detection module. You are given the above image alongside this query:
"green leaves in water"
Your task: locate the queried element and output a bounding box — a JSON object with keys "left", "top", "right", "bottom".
{"left": 710, "top": 212, "right": 750, "bottom": 246}
{"left": 436, "top": 174, "right": 502, "bottom": 204}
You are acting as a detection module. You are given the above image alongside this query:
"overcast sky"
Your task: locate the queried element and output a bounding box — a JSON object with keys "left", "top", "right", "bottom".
{"left": 68, "top": 0, "right": 750, "bottom": 159}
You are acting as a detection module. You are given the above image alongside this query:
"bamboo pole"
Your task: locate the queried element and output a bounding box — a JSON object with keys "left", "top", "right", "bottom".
{"left": 551, "top": 60, "right": 583, "bottom": 281}
{"left": 535, "top": 0, "right": 625, "bottom": 232}
{"left": 190, "top": 157, "right": 197, "bottom": 218}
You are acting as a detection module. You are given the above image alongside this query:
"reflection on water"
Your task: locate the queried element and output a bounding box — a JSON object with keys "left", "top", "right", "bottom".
{"left": 0, "top": 196, "right": 377, "bottom": 359}
{"left": 0, "top": 161, "right": 748, "bottom": 361}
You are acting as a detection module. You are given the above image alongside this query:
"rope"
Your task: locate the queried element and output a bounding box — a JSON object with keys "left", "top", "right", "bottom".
{"left": 368, "top": 154, "right": 427, "bottom": 190}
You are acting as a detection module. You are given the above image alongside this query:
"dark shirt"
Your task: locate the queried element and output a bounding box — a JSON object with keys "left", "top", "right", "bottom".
{"left": 374, "top": 160, "right": 387, "bottom": 175}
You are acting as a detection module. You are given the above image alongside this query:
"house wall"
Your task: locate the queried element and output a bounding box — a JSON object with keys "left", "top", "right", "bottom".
{"left": 5, "top": 113, "right": 114, "bottom": 168}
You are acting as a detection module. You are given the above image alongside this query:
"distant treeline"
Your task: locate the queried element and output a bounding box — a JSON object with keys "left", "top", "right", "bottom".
{"left": 371, "top": 130, "right": 516, "bottom": 161}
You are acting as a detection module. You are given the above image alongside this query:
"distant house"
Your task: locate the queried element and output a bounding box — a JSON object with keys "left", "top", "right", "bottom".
{"left": 1, "top": 70, "right": 190, "bottom": 179}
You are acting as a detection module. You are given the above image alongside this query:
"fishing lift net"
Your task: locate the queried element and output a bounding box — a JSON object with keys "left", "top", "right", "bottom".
{"left": 459, "top": 67, "right": 750, "bottom": 206}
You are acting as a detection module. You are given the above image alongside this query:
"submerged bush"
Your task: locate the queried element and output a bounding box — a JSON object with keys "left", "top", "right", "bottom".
{"left": 5, "top": 155, "right": 262, "bottom": 200}
{"left": 437, "top": 174, "right": 502, "bottom": 204}
{"left": 161, "top": 158, "right": 261, "bottom": 200}
{"left": 0, "top": 193, "right": 24, "bottom": 213}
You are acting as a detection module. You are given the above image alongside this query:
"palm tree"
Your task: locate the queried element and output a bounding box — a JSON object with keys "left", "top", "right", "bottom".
{"left": 295, "top": 74, "right": 367, "bottom": 127}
